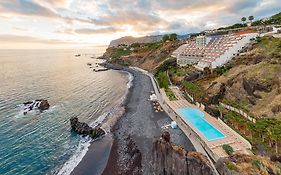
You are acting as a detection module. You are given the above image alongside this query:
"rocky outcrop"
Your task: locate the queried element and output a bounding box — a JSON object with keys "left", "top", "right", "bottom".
{"left": 185, "top": 71, "right": 203, "bottom": 81}
{"left": 215, "top": 158, "right": 240, "bottom": 175}
{"left": 153, "top": 132, "right": 215, "bottom": 175}
{"left": 70, "top": 117, "right": 105, "bottom": 139}
{"left": 270, "top": 154, "right": 281, "bottom": 163}
{"left": 205, "top": 83, "right": 226, "bottom": 105}
{"left": 242, "top": 78, "right": 272, "bottom": 98}
{"left": 23, "top": 99, "right": 50, "bottom": 115}
{"left": 271, "top": 105, "right": 281, "bottom": 114}
{"left": 38, "top": 100, "right": 50, "bottom": 111}
{"left": 216, "top": 154, "right": 281, "bottom": 175}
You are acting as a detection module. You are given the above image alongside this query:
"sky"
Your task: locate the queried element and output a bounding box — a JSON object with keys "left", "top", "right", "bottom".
{"left": 0, "top": 0, "right": 280, "bottom": 49}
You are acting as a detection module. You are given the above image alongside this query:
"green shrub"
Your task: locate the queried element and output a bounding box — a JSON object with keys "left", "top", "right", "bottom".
{"left": 222, "top": 144, "right": 234, "bottom": 155}
{"left": 111, "top": 48, "right": 132, "bottom": 59}
{"left": 183, "top": 81, "right": 202, "bottom": 95}
{"left": 165, "top": 88, "right": 177, "bottom": 101}
{"left": 226, "top": 162, "right": 238, "bottom": 171}
{"left": 156, "top": 71, "right": 169, "bottom": 89}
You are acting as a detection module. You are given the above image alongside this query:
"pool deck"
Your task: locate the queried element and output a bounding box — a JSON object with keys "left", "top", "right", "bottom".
{"left": 162, "top": 86, "right": 252, "bottom": 160}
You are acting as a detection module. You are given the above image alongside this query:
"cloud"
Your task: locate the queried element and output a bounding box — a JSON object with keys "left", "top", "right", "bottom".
{"left": 57, "top": 27, "right": 119, "bottom": 35}
{"left": 0, "top": 0, "right": 281, "bottom": 49}
{"left": 0, "top": 0, "right": 94, "bottom": 25}
{"left": 0, "top": 34, "right": 93, "bottom": 45}
{"left": 0, "top": 0, "right": 57, "bottom": 17}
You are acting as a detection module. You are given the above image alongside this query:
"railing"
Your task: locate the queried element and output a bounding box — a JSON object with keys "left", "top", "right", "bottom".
{"left": 218, "top": 118, "right": 252, "bottom": 150}
{"left": 219, "top": 102, "right": 256, "bottom": 123}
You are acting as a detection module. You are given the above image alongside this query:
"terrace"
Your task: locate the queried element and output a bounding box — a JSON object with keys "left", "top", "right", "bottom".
{"left": 160, "top": 86, "right": 252, "bottom": 161}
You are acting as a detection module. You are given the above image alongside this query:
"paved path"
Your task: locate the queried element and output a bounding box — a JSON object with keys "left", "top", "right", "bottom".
{"left": 131, "top": 67, "right": 219, "bottom": 174}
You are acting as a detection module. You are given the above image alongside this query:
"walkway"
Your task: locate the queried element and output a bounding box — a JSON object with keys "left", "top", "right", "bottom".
{"left": 130, "top": 67, "right": 219, "bottom": 174}
{"left": 164, "top": 87, "right": 252, "bottom": 159}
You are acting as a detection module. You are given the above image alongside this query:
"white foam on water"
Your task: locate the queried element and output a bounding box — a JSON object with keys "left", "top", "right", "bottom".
{"left": 90, "top": 110, "right": 110, "bottom": 128}
{"left": 56, "top": 137, "right": 91, "bottom": 175}
{"left": 56, "top": 69, "right": 133, "bottom": 175}
{"left": 126, "top": 71, "right": 134, "bottom": 89}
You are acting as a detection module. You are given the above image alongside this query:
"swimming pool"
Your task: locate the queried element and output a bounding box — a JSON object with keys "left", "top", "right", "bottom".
{"left": 177, "top": 108, "right": 225, "bottom": 141}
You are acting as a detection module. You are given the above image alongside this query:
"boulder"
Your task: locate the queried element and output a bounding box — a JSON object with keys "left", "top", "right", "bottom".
{"left": 272, "top": 105, "right": 281, "bottom": 114}
{"left": 37, "top": 99, "right": 50, "bottom": 111}
{"left": 70, "top": 117, "right": 105, "bottom": 139}
{"left": 270, "top": 155, "right": 281, "bottom": 163}
{"left": 22, "top": 99, "right": 50, "bottom": 114}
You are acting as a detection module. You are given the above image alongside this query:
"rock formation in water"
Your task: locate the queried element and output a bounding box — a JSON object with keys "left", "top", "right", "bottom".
{"left": 23, "top": 99, "right": 50, "bottom": 115}
{"left": 70, "top": 117, "right": 105, "bottom": 139}
{"left": 152, "top": 131, "right": 215, "bottom": 175}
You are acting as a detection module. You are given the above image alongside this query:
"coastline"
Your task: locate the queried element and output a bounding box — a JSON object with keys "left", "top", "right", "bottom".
{"left": 70, "top": 63, "right": 195, "bottom": 175}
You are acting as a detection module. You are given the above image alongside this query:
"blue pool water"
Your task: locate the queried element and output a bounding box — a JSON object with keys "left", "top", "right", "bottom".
{"left": 177, "top": 108, "right": 225, "bottom": 141}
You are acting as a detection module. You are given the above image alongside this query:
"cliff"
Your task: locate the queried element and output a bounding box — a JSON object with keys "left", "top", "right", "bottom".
{"left": 109, "top": 35, "right": 163, "bottom": 48}
{"left": 153, "top": 132, "right": 215, "bottom": 175}
{"left": 101, "top": 39, "right": 184, "bottom": 71}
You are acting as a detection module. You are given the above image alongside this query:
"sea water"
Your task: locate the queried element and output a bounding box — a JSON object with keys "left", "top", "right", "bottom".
{"left": 0, "top": 49, "right": 129, "bottom": 175}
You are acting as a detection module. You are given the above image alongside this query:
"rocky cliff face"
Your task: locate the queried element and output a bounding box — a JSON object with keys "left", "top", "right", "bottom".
{"left": 152, "top": 132, "right": 215, "bottom": 175}
{"left": 109, "top": 35, "right": 163, "bottom": 47}
{"left": 202, "top": 36, "right": 281, "bottom": 118}
{"left": 203, "top": 62, "right": 281, "bottom": 118}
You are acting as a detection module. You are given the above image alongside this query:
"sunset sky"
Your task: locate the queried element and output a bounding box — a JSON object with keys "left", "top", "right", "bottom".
{"left": 0, "top": 0, "right": 280, "bottom": 49}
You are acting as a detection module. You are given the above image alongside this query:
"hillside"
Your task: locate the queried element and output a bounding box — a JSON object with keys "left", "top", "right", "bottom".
{"left": 108, "top": 35, "right": 163, "bottom": 47}
{"left": 203, "top": 36, "right": 281, "bottom": 118}
{"left": 216, "top": 153, "right": 281, "bottom": 175}
{"left": 100, "top": 37, "right": 184, "bottom": 71}
{"left": 154, "top": 35, "right": 281, "bottom": 156}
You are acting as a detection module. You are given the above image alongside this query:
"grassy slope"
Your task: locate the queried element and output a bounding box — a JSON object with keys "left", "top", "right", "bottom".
{"left": 101, "top": 40, "right": 184, "bottom": 71}
{"left": 154, "top": 36, "right": 281, "bottom": 156}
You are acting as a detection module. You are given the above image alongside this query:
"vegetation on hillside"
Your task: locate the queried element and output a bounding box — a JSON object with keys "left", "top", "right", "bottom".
{"left": 218, "top": 12, "right": 281, "bottom": 31}
{"left": 217, "top": 153, "right": 281, "bottom": 175}
{"left": 101, "top": 36, "right": 183, "bottom": 70}
{"left": 221, "top": 109, "right": 281, "bottom": 155}
{"left": 153, "top": 35, "right": 281, "bottom": 156}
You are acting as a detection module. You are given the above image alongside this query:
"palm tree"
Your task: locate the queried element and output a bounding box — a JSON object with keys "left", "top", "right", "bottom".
{"left": 241, "top": 17, "right": 247, "bottom": 23}
{"left": 272, "top": 126, "right": 281, "bottom": 153}
{"left": 248, "top": 16, "right": 254, "bottom": 23}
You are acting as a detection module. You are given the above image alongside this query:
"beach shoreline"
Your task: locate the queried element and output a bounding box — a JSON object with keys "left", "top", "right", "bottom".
{"left": 71, "top": 63, "right": 195, "bottom": 175}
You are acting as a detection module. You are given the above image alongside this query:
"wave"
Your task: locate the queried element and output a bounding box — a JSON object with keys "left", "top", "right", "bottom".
{"left": 56, "top": 69, "right": 133, "bottom": 175}
{"left": 56, "top": 137, "right": 91, "bottom": 175}
{"left": 14, "top": 105, "right": 57, "bottom": 119}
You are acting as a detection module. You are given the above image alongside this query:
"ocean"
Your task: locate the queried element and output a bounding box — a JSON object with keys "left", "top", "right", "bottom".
{"left": 0, "top": 50, "right": 129, "bottom": 175}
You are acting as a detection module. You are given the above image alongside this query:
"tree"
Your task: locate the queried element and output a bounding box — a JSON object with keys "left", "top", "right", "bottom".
{"left": 169, "top": 33, "right": 177, "bottom": 41}
{"left": 241, "top": 17, "right": 247, "bottom": 23}
{"left": 162, "top": 35, "right": 170, "bottom": 42}
{"left": 248, "top": 15, "right": 254, "bottom": 22}
{"left": 271, "top": 125, "right": 281, "bottom": 153}
{"left": 223, "top": 144, "right": 234, "bottom": 155}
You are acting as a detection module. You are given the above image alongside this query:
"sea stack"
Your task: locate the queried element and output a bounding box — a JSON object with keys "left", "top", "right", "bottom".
{"left": 70, "top": 117, "right": 105, "bottom": 139}
{"left": 22, "top": 99, "right": 50, "bottom": 115}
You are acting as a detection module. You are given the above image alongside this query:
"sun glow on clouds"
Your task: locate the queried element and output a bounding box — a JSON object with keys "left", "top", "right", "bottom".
{"left": 0, "top": 0, "right": 280, "bottom": 49}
